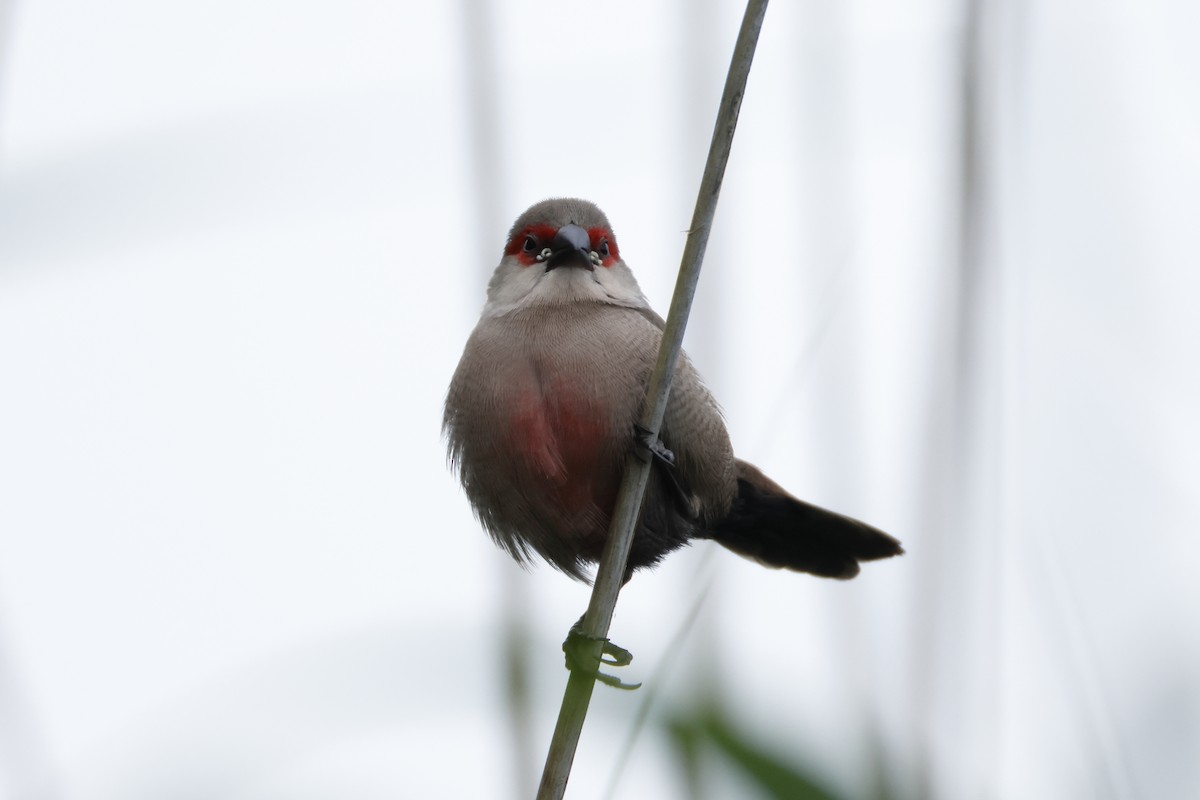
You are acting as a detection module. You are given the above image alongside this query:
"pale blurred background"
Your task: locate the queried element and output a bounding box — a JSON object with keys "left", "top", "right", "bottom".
{"left": 1, "top": 0, "right": 1197, "bottom": 798}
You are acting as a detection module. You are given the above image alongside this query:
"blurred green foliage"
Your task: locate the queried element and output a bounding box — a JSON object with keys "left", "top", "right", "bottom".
{"left": 666, "top": 703, "right": 846, "bottom": 800}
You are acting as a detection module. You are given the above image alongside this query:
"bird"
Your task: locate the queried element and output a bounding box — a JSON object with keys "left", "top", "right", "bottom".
{"left": 444, "top": 199, "right": 902, "bottom": 685}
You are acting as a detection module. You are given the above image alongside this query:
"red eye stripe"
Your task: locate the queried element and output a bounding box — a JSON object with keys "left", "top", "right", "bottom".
{"left": 587, "top": 227, "right": 619, "bottom": 267}
{"left": 505, "top": 224, "right": 559, "bottom": 265}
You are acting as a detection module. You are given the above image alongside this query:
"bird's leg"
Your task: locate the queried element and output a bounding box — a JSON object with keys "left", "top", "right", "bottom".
{"left": 563, "top": 615, "right": 641, "bottom": 690}
{"left": 634, "top": 423, "right": 675, "bottom": 466}
{"left": 558, "top": 426, "right": 668, "bottom": 691}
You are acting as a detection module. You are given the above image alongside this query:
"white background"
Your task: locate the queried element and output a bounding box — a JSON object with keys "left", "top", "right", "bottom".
{"left": 1, "top": 1, "right": 1197, "bottom": 798}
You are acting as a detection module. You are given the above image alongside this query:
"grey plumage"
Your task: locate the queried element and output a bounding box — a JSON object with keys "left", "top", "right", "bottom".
{"left": 444, "top": 198, "right": 902, "bottom": 582}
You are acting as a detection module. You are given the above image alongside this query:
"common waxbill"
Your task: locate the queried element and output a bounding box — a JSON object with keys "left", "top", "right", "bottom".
{"left": 445, "top": 198, "right": 902, "bottom": 585}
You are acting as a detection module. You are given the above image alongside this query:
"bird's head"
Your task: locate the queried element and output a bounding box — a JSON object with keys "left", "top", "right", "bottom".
{"left": 482, "top": 198, "right": 650, "bottom": 317}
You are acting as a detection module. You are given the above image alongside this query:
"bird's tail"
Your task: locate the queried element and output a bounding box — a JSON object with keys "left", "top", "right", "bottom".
{"left": 702, "top": 460, "right": 903, "bottom": 579}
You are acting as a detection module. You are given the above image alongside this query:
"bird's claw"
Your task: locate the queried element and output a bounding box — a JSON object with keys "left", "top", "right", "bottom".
{"left": 634, "top": 423, "right": 675, "bottom": 466}
{"left": 563, "top": 624, "right": 641, "bottom": 691}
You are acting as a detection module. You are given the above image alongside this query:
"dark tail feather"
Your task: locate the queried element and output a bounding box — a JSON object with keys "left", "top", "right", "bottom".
{"left": 704, "top": 461, "right": 904, "bottom": 579}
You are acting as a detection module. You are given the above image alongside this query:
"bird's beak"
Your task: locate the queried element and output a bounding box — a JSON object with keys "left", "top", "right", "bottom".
{"left": 545, "top": 224, "right": 595, "bottom": 271}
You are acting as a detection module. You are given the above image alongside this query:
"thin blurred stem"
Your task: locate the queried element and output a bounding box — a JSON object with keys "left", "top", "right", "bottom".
{"left": 910, "top": 1, "right": 990, "bottom": 798}
{"left": 534, "top": 1, "right": 770, "bottom": 797}
{"left": 459, "top": 0, "right": 534, "bottom": 796}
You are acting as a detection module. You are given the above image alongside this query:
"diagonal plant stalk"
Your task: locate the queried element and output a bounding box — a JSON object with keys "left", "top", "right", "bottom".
{"left": 534, "top": 1, "right": 770, "bottom": 797}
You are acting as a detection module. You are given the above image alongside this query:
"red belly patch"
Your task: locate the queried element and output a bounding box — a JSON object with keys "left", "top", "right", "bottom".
{"left": 507, "top": 382, "right": 615, "bottom": 515}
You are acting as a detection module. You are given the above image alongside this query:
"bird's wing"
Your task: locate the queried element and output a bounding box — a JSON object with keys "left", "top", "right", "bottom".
{"left": 632, "top": 305, "right": 667, "bottom": 330}
{"left": 615, "top": 305, "right": 738, "bottom": 525}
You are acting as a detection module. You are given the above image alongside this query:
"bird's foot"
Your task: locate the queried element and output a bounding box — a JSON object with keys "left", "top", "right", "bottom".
{"left": 563, "top": 619, "right": 641, "bottom": 690}
{"left": 634, "top": 423, "right": 675, "bottom": 466}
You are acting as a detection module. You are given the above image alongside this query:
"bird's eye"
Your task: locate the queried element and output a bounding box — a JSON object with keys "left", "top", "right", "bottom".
{"left": 522, "top": 235, "right": 538, "bottom": 253}
{"left": 597, "top": 239, "right": 610, "bottom": 259}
